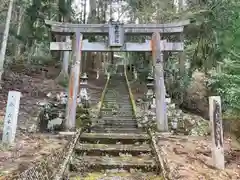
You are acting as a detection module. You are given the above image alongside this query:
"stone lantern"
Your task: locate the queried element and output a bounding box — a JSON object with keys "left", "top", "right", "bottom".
{"left": 79, "top": 73, "right": 90, "bottom": 108}
{"left": 146, "top": 73, "right": 155, "bottom": 109}
{"left": 171, "top": 118, "right": 178, "bottom": 134}
{"left": 133, "top": 67, "right": 138, "bottom": 80}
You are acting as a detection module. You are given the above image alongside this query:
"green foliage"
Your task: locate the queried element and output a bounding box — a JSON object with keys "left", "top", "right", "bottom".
{"left": 206, "top": 0, "right": 240, "bottom": 114}
{"left": 125, "top": 0, "right": 240, "bottom": 116}
{"left": 6, "top": 0, "right": 72, "bottom": 66}
{"left": 58, "top": 0, "right": 73, "bottom": 19}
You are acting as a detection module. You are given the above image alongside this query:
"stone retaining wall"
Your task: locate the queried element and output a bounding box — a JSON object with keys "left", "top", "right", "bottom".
{"left": 135, "top": 97, "right": 209, "bottom": 136}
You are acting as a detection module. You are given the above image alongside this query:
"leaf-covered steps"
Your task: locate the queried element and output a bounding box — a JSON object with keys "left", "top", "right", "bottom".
{"left": 70, "top": 132, "right": 157, "bottom": 172}
{"left": 72, "top": 156, "right": 156, "bottom": 169}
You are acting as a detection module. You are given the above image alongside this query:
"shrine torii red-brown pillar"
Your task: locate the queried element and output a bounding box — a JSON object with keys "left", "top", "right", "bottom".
{"left": 65, "top": 30, "right": 82, "bottom": 130}
{"left": 151, "top": 32, "right": 168, "bottom": 132}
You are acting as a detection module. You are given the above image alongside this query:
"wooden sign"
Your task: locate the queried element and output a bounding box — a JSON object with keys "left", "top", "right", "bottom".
{"left": 108, "top": 22, "right": 124, "bottom": 47}
{"left": 209, "top": 96, "right": 225, "bottom": 169}
{"left": 2, "top": 91, "right": 21, "bottom": 144}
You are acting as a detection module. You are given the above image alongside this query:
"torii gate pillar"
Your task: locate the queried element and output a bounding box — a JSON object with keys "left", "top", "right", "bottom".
{"left": 152, "top": 32, "right": 168, "bottom": 131}
{"left": 65, "top": 30, "right": 82, "bottom": 130}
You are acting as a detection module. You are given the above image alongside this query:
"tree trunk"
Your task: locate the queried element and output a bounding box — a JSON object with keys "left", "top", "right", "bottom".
{"left": 56, "top": 0, "right": 72, "bottom": 85}
{"left": 15, "top": 6, "right": 24, "bottom": 56}
{"left": 83, "top": 0, "right": 87, "bottom": 23}
{"left": 86, "top": 0, "right": 97, "bottom": 75}
{"left": 0, "top": 0, "right": 14, "bottom": 87}
{"left": 89, "top": 0, "right": 97, "bottom": 20}
{"left": 177, "top": 0, "right": 186, "bottom": 105}
{"left": 63, "top": 37, "right": 70, "bottom": 75}
{"left": 27, "top": 20, "right": 40, "bottom": 64}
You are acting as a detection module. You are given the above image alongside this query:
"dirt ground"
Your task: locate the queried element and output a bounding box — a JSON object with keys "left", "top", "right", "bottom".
{"left": 157, "top": 134, "right": 240, "bottom": 180}
{"left": 0, "top": 68, "right": 105, "bottom": 177}
{"left": 0, "top": 69, "right": 66, "bottom": 176}
{"left": 130, "top": 79, "right": 240, "bottom": 180}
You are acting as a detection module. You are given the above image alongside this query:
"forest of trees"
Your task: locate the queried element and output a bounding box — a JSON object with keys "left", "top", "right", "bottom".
{"left": 0, "top": 0, "right": 240, "bottom": 120}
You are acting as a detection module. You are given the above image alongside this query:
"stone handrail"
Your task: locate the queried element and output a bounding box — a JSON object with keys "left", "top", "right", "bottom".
{"left": 53, "top": 129, "right": 82, "bottom": 180}
{"left": 124, "top": 69, "right": 172, "bottom": 179}
{"left": 52, "top": 74, "right": 112, "bottom": 179}
{"left": 98, "top": 74, "right": 110, "bottom": 117}
{"left": 148, "top": 130, "right": 172, "bottom": 180}
{"left": 124, "top": 67, "right": 138, "bottom": 125}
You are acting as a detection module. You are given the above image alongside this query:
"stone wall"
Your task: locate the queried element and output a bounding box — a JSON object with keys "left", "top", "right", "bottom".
{"left": 135, "top": 97, "right": 209, "bottom": 136}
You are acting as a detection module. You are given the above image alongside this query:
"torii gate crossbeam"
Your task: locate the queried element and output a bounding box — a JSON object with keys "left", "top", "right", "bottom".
{"left": 45, "top": 20, "right": 190, "bottom": 35}
{"left": 50, "top": 39, "right": 184, "bottom": 52}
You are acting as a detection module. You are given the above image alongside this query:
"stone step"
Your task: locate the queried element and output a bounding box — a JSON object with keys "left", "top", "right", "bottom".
{"left": 103, "top": 100, "right": 130, "bottom": 102}
{"left": 99, "top": 116, "right": 135, "bottom": 120}
{"left": 103, "top": 99, "right": 129, "bottom": 102}
{"left": 75, "top": 143, "right": 151, "bottom": 153}
{"left": 103, "top": 100, "right": 131, "bottom": 103}
{"left": 102, "top": 103, "right": 132, "bottom": 107}
{"left": 100, "top": 108, "right": 114, "bottom": 111}
{"left": 104, "top": 96, "right": 130, "bottom": 98}
{"left": 102, "top": 101, "right": 131, "bottom": 103}
{"left": 101, "top": 106, "right": 132, "bottom": 109}
{"left": 100, "top": 116, "right": 135, "bottom": 119}
{"left": 104, "top": 94, "right": 128, "bottom": 96}
{"left": 118, "top": 108, "right": 134, "bottom": 111}
{"left": 101, "top": 111, "right": 134, "bottom": 114}
{"left": 99, "top": 115, "right": 134, "bottom": 119}
{"left": 105, "top": 90, "right": 128, "bottom": 93}
{"left": 93, "top": 124, "right": 138, "bottom": 129}
{"left": 92, "top": 118, "right": 137, "bottom": 122}
{"left": 72, "top": 156, "right": 156, "bottom": 169}
{"left": 105, "top": 93, "right": 129, "bottom": 95}
{"left": 80, "top": 132, "right": 149, "bottom": 140}
{"left": 106, "top": 90, "right": 127, "bottom": 92}
{"left": 93, "top": 120, "right": 138, "bottom": 126}
{"left": 101, "top": 108, "right": 132, "bottom": 112}
{"left": 91, "top": 127, "right": 143, "bottom": 133}
{"left": 105, "top": 90, "right": 128, "bottom": 92}
{"left": 102, "top": 104, "right": 132, "bottom": 108}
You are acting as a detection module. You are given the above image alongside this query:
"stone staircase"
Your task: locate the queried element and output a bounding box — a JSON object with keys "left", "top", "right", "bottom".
{"left": 91, "top": 73, "right": 141, "bottom": 133}
{"left": 71, "top": 132, "right": 156, "bottom": 173}
{"left": 69, "top": 67, "right": 158, "bottom": 177}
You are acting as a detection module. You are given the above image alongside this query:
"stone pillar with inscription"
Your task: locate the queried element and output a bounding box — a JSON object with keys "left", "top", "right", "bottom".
{"left": 2, "top": 91, "right": 21, "bottom": 144}
{"left": 209, "top": 96, "right": 225, "bottom": 169}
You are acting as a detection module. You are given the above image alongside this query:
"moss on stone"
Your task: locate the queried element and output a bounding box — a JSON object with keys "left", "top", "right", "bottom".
{"left": 71, "top": 172, "right": 163, "bottom": 180}
{"left": 76, "top": 105, "right": 91, "bottom": 128}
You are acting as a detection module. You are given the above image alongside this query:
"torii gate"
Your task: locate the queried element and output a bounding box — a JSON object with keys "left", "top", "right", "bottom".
{"left": 45, "top": 20, "right": 190, "bottom": 132}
